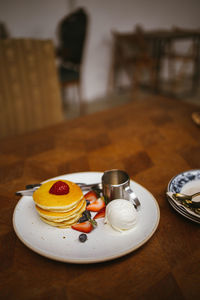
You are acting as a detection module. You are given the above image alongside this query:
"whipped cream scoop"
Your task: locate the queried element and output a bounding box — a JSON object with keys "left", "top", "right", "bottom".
{"left": 105, "top": 199, "right": 138, "bottom": 232}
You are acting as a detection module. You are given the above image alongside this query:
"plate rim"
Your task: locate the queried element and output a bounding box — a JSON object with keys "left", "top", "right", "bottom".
{"left": 167, "top": 197, "right": 200, "bottom": 224}
{"left": 168, "top": 195, "right": 200, "bottom": 220}
{"left": 13, "top": 171, "right": 160, "bottom": 264}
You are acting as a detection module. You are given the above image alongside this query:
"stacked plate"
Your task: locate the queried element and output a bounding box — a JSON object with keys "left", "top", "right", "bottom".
{"left": 167, "top": 169, "right": 200, "bottom": 224}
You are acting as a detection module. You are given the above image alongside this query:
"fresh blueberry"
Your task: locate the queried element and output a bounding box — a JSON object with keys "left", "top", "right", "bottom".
{"left": 79, "top": 233, "right": 87, "bottom": 243}
{"left": 83, "top": 210, "right": 91, "bottom": 218}
{"left": 78, "top": 210, "right": 91, "bottom": 223}
{"left": 78, "top": 215, "right": 88, "bottom": 223}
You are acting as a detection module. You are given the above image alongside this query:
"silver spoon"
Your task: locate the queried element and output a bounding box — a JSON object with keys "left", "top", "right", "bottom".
{"left": 172, "top": 192, "right": 200, "bottom": 208}
{"left": 172, "top": 192, "right": 200, "bottom": 201}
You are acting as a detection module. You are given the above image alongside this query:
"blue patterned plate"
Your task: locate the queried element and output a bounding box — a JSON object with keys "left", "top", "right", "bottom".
{"left": 167, "top": 169, "right": 200, "bottom": 193}
{"left": 167, "top": 169, "right": 200, "bottom": 222}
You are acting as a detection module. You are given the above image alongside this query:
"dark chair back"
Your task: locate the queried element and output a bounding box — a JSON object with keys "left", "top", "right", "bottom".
{"left": 57, "top": 8, "right": 88, "bottom": 66}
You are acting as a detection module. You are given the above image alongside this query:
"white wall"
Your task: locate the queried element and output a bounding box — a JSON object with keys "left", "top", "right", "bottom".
{"left": 0, "top": 0, "right": 68, "bottom": 42}
{"left": 1, "top": 0, "right": 200, "bottom": 101}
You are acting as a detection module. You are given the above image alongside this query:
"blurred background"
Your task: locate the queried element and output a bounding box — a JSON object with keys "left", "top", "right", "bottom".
{"left": 0, "top": 0, "right": 200, "bottom": 137}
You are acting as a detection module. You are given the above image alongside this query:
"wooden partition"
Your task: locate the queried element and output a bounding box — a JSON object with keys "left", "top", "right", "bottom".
{"left": 0, "top": 39, "right": 64, "bottom": 139}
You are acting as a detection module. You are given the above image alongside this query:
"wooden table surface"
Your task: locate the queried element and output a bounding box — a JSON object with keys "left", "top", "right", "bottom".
{"left": 0, "top": 95, "right": 200, "bottom": 300}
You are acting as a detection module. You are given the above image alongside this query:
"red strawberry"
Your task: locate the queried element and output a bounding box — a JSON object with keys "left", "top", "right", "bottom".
{"left": 84, "top": 190, "right": 98, "bottom": 202}
{"left": 87, "top": 197, "right": 105, "bottom": 212}
{"left": 71, "top": 221, "right": 93, "bottom": 233}
{"left": 49, "top": 181, "right": 69, "bottom": 195}
{"left": 93, "top": 207, "right": 106, "bottom": 219}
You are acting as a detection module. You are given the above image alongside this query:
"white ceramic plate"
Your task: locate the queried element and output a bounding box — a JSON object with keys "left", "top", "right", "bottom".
{"left": 13, "top": 172, "right": 160, "bottom": 264}
{"left": 167, "top": 169, "right": 200, "bottom": 222}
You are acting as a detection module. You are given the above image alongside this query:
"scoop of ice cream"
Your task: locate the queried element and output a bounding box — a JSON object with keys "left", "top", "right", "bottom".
{"left": 105, "top": 199, "right": 137, "bottom": 232}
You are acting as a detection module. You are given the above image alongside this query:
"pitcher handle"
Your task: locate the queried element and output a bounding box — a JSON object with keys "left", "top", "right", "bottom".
{"left": 125, "top": 186, "right": 141, "bottom": 210}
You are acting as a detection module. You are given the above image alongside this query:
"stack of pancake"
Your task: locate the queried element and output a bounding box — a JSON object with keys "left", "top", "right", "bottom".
{"left": 33, "top": 180, "right": 86, "bottom": 228}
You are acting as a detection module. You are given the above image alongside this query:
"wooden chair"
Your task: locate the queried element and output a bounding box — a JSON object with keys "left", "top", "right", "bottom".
{"left": 0, "top": 38, "right": 64, "bottom": 139}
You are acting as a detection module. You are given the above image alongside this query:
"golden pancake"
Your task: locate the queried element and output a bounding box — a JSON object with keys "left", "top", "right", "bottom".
{"left": 35, "top": 198, "right": 86, "bottom": 222}
{"left": 40, "top": 213, "right": 81, "bottom": 228}
{"left": 33, "top": 180, "right": 83, "bottom": 211}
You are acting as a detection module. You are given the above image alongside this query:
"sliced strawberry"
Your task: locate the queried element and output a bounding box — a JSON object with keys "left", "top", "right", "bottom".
{"left": 93, "top": 207, "right": 106, "bottom": 219}
{"left": 49, "top": 181, "right": 69, "bottom": 195}
{"left": 87, "top": 197, "right": 105, "bottom": 212}
{"left": 71, "top": 221, "right": 93, "bottom": 233}
{"left": 84, "top": 190, "right": 98, "bottom": 202}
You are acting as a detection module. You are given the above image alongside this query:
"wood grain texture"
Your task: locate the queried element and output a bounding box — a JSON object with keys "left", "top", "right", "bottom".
{"left": 0, "top": 95, "right": 200, "bottom": 299}
{"left": 0, "top": 39, "right": 64, "bottom": 139}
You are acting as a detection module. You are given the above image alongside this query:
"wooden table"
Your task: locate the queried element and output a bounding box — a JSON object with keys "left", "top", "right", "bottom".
{"left": 0, "top": 95, "right": 200, "bottom": 299}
